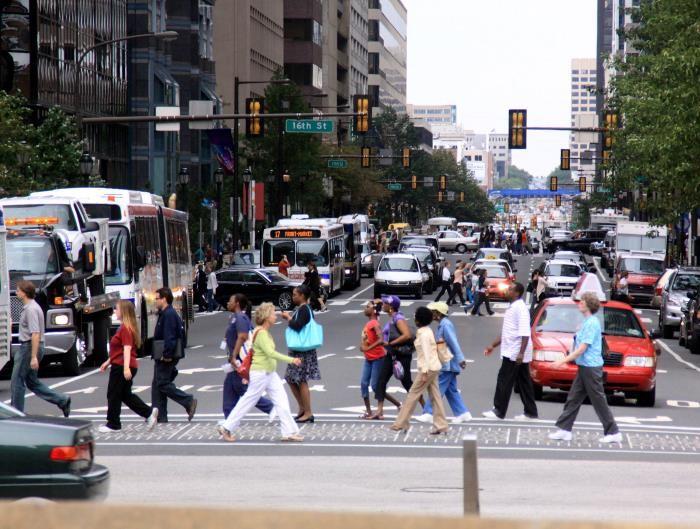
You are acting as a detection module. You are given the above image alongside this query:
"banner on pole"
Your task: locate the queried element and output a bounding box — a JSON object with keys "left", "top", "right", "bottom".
{"left": 207, "top": 128, "right": 235, "bottom": 173}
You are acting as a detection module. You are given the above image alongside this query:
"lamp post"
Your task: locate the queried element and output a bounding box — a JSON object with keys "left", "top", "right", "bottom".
{"left": 79, "top": 150, "right": 94, "bottom": 184}
{"left": 233, "top": 77, "right": 291, "bottom": 252}
{"left": 242, "top": 167, "right": 253, "bottom": 248}
{"left": 178, "top": 166, "right": 190, "bottom": 213}
{"left": 214, "top": 166, "right": 224, "bottom": 264}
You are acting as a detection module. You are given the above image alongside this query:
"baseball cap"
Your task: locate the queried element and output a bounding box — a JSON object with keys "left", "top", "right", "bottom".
{"left": 380, "top": 295, "right": 401, "bottom": 310}
{"left": 427, "top": 301, "right": 449, "bottom": 316}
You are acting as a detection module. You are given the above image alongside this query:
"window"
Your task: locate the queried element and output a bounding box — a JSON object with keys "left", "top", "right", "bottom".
{"left": 262, "top": 240, "right": 295, "bottom": 267}
{"left": 106, "top": 227, "right": 132, "bottom": 286}
{"left": 297, "top": 240, "right": 329, "bottom": 267}
{"left": 243, "top": 271, "right": 265, "bottom": 284}
{"left": 379, "top": 257, "right": 418, "bottom": 272}
{"left": 4, "top": 204, "right": 77, "bottom": 230}
{"left": 545, "top": 264, "right": 581, "bottom": 277}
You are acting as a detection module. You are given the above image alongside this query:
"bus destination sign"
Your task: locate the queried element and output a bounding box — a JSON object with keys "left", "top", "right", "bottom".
{"left": 271, "top": 229, "right": 321, "bottom": 239}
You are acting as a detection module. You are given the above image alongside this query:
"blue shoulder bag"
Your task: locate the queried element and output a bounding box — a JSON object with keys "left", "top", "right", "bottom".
{"left": 285, "top": 305, "right": 324, "bottom": 352}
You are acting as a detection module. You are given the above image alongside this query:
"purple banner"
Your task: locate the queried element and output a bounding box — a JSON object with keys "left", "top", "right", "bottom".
{"left": 207, "top": 128, "right": 235, "bottom": 173}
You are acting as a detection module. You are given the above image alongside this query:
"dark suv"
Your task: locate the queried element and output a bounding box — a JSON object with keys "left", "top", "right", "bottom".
{"left": 556, "top": 229, "right": 609, "bottom": 253}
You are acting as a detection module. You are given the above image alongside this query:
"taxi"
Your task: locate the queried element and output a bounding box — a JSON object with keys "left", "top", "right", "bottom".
{"left": 474, "top": 264, "right": 514, "bottom": 301}
{"left": 530, "top": 273, "right": 659, "bottom": 407}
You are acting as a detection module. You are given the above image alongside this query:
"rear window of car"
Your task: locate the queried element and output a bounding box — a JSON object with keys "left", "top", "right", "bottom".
{"left": 672, "top": 273, "right": 700, "bottom": 292}
{"left": 545, "top": 264, "right": 581, "bottom": 277}
{"left": 379, "top": 257, "right": 418, "bottom": 272}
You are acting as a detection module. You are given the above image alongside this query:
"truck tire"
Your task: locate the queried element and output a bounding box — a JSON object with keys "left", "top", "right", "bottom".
{"left": 91, "top": 314, "right": 110, "bottom": 365}
{"left": 63, "top": 345, "right": 81, "bottom": 376}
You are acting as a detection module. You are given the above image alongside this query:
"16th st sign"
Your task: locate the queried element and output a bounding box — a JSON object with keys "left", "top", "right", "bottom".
{"left": 285, "top": 119, "right": 334, "bottom": 133}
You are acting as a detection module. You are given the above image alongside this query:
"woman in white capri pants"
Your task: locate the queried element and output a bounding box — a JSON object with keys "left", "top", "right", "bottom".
{"left": 217, "top": 302, "right": 303, "bottom": 442}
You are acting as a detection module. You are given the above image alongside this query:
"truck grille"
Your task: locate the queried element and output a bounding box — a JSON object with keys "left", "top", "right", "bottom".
{"left": 10, "top": 296, "right": 22, "bottom": 323}
{"left": 603, "top": 352, "right": 623, "bottom": 367}
{"left": 0, "top": 308, "right": 10, "bottom": 360}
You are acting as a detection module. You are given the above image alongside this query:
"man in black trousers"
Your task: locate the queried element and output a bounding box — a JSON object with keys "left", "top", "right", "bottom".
{"left": 434, "top": 260, "right": 452, "bottom": 302}
{"left": 481, "top": 282, "right": 538, "bottom": 421}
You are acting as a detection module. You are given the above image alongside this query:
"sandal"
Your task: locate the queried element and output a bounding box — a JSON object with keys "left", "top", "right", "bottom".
{"left": 217, "top": 426, "right": 236, "bottom": 442}
{"left": 359, "top": 412, "right": 372, "bottom": 419}
{"left": 368, "top": 413, "right": 384, "bottom": 420}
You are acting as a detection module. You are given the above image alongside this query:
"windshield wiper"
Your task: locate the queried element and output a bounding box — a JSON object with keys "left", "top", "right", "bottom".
{"left": 10, "top": 270, "right": 32, "bottom": 275}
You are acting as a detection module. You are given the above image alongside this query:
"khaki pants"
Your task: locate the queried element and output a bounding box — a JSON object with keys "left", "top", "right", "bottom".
{"left": 393, "top": 370, "right": 448, "bottom": 431}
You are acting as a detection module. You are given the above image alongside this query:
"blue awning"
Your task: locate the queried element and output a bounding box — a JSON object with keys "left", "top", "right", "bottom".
{"left": 488, "top": 189, "right": 582, "bottom": 199}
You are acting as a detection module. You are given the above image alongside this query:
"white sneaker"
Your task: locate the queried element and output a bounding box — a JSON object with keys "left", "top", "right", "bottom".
{"left": 548, "top": 429, "right": 573, "bottom": 441}
{"left": 146, "top": 408, "right": 159, "bottom": 430}
{"left": 481, "top": 410, "right": 502, "bottom": 419}
{"left": 452, "top": 412, "right": 473, "bottom": 424}
{"left": 599, "top": 433, "right": 623, "bottom": 444}
{"left": 97, "top": 425, "right": 118, "bottom": 434}
{"left": 415, "top": 413, "right": 433, "bottom": 423}
{"left": 513, "top": 414, "right": 537, "bottom": 421}
{"left": 268, "top": 408, "right": 278, "bottom": 423}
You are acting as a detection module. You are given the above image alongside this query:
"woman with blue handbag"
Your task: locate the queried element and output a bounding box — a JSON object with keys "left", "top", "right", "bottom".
{"left": 281, "top": 285, "right": 323, "bottom": 423}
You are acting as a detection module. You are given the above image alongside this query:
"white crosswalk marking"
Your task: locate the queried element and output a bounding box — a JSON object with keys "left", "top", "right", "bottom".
{"left": 341, "top": 309, "right": 364, "bottom": 314}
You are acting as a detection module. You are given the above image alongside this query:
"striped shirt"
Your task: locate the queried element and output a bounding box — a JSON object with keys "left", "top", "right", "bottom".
{"left": 500, "top": 298, "right": 533, "bottom": 362}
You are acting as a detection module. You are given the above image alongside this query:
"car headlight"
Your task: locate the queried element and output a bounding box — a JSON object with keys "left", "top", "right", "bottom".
{"left": 374, "top": 278, "right": 387, "bottom": 284}
{"left": 363, "top": 255, "right": 372, "bottom": 263}
{"left": 533, "top": 350, "right": 566, "bottom": 362}
{"left": 345, "top": 269, "right": 351, "bottom": 275}
{"left": 623, "top": 356, "right": 655, "bottom": 368}
{"left": 411, "top": 279, "right": 423, "bottom": 285}
{"left": 547, "top": 279, "right": 556, "bottom": 288}
{"left": 668, "top": 296, "right": 685, "bottom": 307}
{"left": 498, "top": 283, "right": 509, "bottom": 291}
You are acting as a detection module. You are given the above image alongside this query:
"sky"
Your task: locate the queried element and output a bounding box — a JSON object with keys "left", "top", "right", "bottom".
{"left": 403, "top": 0, "right": 597, "bottom": 178}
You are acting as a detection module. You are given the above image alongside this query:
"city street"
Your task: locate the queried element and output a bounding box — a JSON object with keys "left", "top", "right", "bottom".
{"left": 3, "top": 253, "right": 700, "bottom": 519}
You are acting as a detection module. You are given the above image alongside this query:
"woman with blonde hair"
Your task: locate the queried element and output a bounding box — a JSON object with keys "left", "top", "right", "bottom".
{"left": 218, "top": 302, "right": 304, "bottom": 442}
{"left": 99, "top": 300, "right": 159, "bottom": 432}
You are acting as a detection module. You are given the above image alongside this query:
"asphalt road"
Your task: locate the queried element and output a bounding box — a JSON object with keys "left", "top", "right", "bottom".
{"left": 3, "top": 251, "right": 700, "bottom": 462}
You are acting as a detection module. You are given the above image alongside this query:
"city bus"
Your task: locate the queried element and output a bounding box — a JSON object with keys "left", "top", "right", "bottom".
{"left": 30, "top": 188, "right": 193, "bottom": 344}
{"left": 262, "top": 219, "right": 345, "bottom": 295}
{"left": 338, "top": 216, "right": 362, "bottom": 289}
{"left": 0, "top": 208, "right": 11, "bottom": 375}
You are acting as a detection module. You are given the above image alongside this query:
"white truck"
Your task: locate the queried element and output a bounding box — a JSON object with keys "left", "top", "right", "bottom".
{"left": 615, "top": 221, "right": 667, "bottom": 255}
{"left": 0, "top": 208, "right": 12, "bottom": 376}
{"left": 0, "top": 197, "right": 117, "bottom": 375}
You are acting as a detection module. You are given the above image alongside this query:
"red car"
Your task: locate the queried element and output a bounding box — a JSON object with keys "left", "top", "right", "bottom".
{"left": 475, "top": 265, "right": 514, "bottom": 301}
{"left": 612, "top": 251, "right": 665, "bottom": 305}
{"left": 530, "top": 295, "right": 659, "bottom": 407}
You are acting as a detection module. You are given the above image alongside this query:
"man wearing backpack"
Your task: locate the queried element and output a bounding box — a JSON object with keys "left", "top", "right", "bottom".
{"left": 152, "top": 287, "right": 197, "bottom": 423}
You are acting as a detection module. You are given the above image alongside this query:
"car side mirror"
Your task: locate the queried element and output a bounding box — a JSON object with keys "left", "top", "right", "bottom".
{"left": 82, "top": 220, "right": 100, "bottom": 233}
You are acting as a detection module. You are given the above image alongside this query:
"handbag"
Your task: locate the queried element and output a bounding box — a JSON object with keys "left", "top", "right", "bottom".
{"left": 436, "top": 340, "right": 453, "bottom": 364}
{"left": 285, "top": 306, "right": 323, "bottom": 352}
{"left": 152, "top": 338, "right": 184, "bottom": 361}
{"left": 392, "top": 358, "right": 405, "bottom": 380}
{"left": 237, "top": 329, "right": 261, "bottom": 381}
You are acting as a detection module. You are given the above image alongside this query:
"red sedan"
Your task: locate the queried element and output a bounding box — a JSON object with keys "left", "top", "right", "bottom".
{"left": 475, "top": 265, "right": 515, "bottom": 301}
{"left": 530, "top": 297, "right": 658, "bottom": 406}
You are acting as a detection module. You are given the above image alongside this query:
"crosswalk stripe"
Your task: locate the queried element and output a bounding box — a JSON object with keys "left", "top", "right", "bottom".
{"left": 341, "top": 309, "right": 364, "bottom": 314}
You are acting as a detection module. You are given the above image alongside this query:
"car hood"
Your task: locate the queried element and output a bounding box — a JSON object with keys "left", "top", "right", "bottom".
{"left": 533, "top": 332, "right": 653, "bottom": 355}
{"left": 8, "top": 415, "right": 93, "bottom": 429}
{"left": 546, "top": 275, "right": 579, "bottom": 283}
{"left": 376, "top": 271, "right": 421, "bottom": 280}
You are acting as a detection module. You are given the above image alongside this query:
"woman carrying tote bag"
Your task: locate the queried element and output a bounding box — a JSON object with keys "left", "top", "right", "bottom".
{"left": 281, "top": 285, "right": 323, "bottom": 424}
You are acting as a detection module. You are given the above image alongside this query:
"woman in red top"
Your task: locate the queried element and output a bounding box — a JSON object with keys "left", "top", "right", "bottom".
{"left": 359, "top": 300, "right": 388, "bottom": 418}
{"left": 278, "top": 254, "right": 290, "bottom": 277}
{"left": 99, "top": 300, "right": 159, "bottom": 433}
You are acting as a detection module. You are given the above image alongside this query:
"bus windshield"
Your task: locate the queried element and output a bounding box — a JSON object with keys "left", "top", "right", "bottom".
{"left": 297, "top": 240, "right": 329, "bottom": 267}
{"left": 106, "top": 227, "right": 132, "bottom": 286}
{"left": 4, "top": 204, "right": 76, "bottom": 230}
{"left": 262, "top": 240, "right": 295, "bottom": 267}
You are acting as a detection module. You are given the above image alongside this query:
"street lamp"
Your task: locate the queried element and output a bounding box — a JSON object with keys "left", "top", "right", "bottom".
{"left": 282, "top": 170, "right": 291, "bottom": 184}
{"left": 178, "top": 166, "right": 190, "bottom": 212}
{"left": 79, "top": 151, "right": 94, "bottom": 183}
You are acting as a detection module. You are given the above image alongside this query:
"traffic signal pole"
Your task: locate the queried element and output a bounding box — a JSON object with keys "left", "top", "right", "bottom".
{"left": 233, "top": 76, "right": 240, "bottom": 251}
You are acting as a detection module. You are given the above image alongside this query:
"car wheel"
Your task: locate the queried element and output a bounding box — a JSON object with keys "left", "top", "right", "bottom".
{"left": 456, "top": 244, "right": 467, "bottom": 254}
{"left": 373, "top": 289, "right": 380, "bottom": 299}
{"left": 662, "top": 323, "right": 675, "bottom": 339}
{"left": 636, "top": 387, "right": 656, "bottom": 407}
{"left": 533, "top": 383, "right": 543, "bottom": 400}
{"left": 277, "top": 291, "right": 293, "bottom": 311}
{"left": 414, "top": 288, "right": 423, "bottom": 300}
{"left": 690, "top": 337, "right": 700, "bottom": 355}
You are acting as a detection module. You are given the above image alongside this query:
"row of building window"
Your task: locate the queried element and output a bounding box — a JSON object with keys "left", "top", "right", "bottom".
{"left": 572, "top": 107, "right": 596, "bottom": 112}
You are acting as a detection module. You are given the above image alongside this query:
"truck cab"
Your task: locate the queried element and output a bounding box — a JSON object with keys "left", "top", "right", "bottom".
{"left": 614, "top": 251, "right": 666, "bottom": 306}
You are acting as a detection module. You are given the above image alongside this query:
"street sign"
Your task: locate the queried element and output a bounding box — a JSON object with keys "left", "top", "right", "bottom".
{"left": 285, "top": 119, "right": 334, "bottom": 133}
{"left": 387, "top": 183, "right": 402, "bottom": 191}
{"left": 327, "top": 159, "right": 348, "bottom": 169}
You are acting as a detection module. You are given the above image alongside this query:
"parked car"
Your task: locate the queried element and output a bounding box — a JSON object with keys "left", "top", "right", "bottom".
{"left": 359, "top": 243, "right": 380, "bottom": 277}
{"left": 436, "top": 230, "right": 478, "bottom": 253}
{"left": 679, "top": 289, "right": 700, "bottom": 352}
{"left": 398, "top": 235, "right": 440, "bottom": 253}
{"left": 540, "top": 259, "right": 582, "bottom": 297}
{"left": 214, "top": 268, "right": 300, "bottom": 310}
{"left": 658, "top": 268, "right": 700, "bottom": 338}
{"left": 230, "top": 250, "right": 261, "bottom": 268}
{"left": 373, "top": 253, "right": 425, "bottom": 299}
{"left": 404, "top": 245, "right": 443, "bottom": 293}
{"left": 0, "top": 402, "right": 110, "bottom": 500}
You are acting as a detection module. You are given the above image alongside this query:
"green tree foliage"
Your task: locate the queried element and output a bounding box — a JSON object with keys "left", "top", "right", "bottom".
{"left": 494, "top": 165, "right": 533, "bottom": 189}
{"left": 547, "top": 166, "right": 574, "bottom": 186}
{"left": 608, "top": 0, "right": 700, "bottom": 224}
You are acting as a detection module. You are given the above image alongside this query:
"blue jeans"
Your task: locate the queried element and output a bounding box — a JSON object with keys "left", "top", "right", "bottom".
{"left": 206, "top": 289, "right": 215, "bottom": 312}
{"left": 360, "top": 357, "right": 384, "bottom": 399}
{"left": 223, "top": 370, "right": 274, "bottom": 417}
{"left": 423, "top": 371, "right": 469, "bottom": 416}
{"left": 465, "top": 288, "right": 474, "bottom": 304}
{"left": 151, "top": 359, "right": 194, "bottom": 422}
{"left": 11, "top": 342, "right": 69, "bottom": 413}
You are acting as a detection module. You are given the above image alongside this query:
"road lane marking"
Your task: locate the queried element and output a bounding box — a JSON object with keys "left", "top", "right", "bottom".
{"left": 345, "top": 346, "right": 356, "bottom": 351}
{"left": 188, "top": 345, "right": 204, "bottom": 350}
{"left": 641, "top": 318, "right": 652, "bottom": 324}
{"left": 341, "top": 310, "right": 364, "bottom": 314}
{"left": 317, "top": 354, "right": 336, "bottom": 360}
{"left": 329, "top": 300, "right": 350, "bottom": 306}
{"left": 347, "top": 282, "right": 375, "bottom": 301}
{"left": 179, "top": 367, "right": 223, "bottom": 375}
{"left": 656, "top": 340, "right": 700, "bottom": 373}
{"left": 3, "top": 367, "right": 103, "bottom": 404}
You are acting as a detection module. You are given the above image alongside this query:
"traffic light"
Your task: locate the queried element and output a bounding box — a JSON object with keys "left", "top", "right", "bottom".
{"left": 353, "top": 94, "right": 371, "bottom": 134}
{"left": 555, "top": 195, "right": 562, "bottom": 207}
{"left": 245, "top": 97, "right": 264, "bottom": 137}
{"left": 560, "top": 149, "right": 571, "bottom": 171}
{"left": 438, "top": 191, "right": 443, "bottom": 202}
{"left": 402, "top": 147, "right": 411, "bottom": 169}
{"left": 439, "top": 175, "right": 447, "bottom": 191}
{"left": 459, "top": 191, "right": 465, "bottom": 203}
{"left": 603, "top": 110, "right": 619, "bottom": 151}
{"left": 508, "top": 109, "right": 527, "bottom": 149}
{"left": 361, "top": 147, "right": 371, "bottom": 168}
{"left": 579, "top": 176, "right": 587, "bottom": 192}
{"left": 411, "top": 174, "right": 417, "bottom": 190}
{"left": 550, "top": 175, "right": 558, "bottom": 192}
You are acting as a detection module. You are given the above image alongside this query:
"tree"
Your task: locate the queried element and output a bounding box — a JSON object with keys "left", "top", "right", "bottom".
{"left": 608, "top": 0, "right": 700, "bottom": 224}
{"left": 546, "top": 166, "right": 574, "bottom": 186}
{"left": 494, "top": 165, "right": 533, "bottom": 189}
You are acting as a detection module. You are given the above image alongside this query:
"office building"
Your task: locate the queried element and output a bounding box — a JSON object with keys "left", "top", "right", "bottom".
{"left": 0, "top": 0, "right": 129, "bottom": 183}
{"left": 407, "top": 104, "right": 457, "bottom": 126}
{"left": 283, "top": 0, "right": 324, "bottom": 98}
{"left": 463, "top": 149, "right": 494, "bottom": 191}
{"left": 128, "top": 0, "right": 219, "bottom": 193}
{"left": 487, "top": 133, "right": 511, "bottom": 180}
{"left": 569, "top": 58, "right": 598, "bottom": 176}
{"left": 368, "top": 0, "right": 407, "bottom": 111}
{"left": 213, "top": 1, "right": 284, "bottom": 114}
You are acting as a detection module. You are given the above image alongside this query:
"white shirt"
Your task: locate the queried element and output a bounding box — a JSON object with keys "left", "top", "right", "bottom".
{"left": 442, "top": 267, "right": 451, "bottom": 282}
{"left": 207, "top": 272, "right": 218, "bottom": 292}
{"left": 500, "top": 298, "right": 533, "bottom": 362}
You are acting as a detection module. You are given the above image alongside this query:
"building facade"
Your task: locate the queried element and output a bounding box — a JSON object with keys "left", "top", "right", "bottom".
{"left": 0, "top": 0, "right": 129, "bottom": 183}
{"left": 368, "top": 0, "right": 406, "bottom": 111}
{"left": 487, "top": 132, "right": 511, "bottom": 180}
{"left": 406, "top": 104, "right": 456, "bottom": 126}
{"left": 283, "top": 0, "right": 324, "bottom": 98}
{"left": 569, "top": 58, "right": 598, "bottom": 176}
{"left": 463, "top": 149, "right": 494, "bottom": 192}
{"left": 128, "top": 0, "right": 218, "bottom": 193}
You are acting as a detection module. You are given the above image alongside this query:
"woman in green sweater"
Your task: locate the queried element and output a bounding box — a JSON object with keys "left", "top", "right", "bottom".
{"left": 217, "top": 302, "right": 303, "bottom": 442}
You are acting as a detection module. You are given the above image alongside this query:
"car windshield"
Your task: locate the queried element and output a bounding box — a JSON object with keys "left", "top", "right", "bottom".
{"left": 259, "top": 270, "right": 288, "bottom": 283}
{"left": 106, "top": 227, "right": 132, "bottom": 286}
{"left": 476, "top": 250, "right": 505, "bottom": 260}
{"left": 4, "top": 204, "right": 77, "bottom": 230}
{"left": 7, "top": 237, "right": 59, "bottom": 279}
{"left": 535, "top": 305, "right": 644, "bottom": 338}
{"left": 480, "top": 267, "right": 506, "bottom": 278}
{"left": 379, "top": 257, "right": 418, "bottom": 272}
{"left": 672, "top": 274, "right": 700, "bottom": 292}
{"left": 402, "top": 237, "right": 427, "bottom": 246}
{"left": 621, "top": 258, "right": 664, "bottom": 275}
{"left": 296, "top": 240, "right": 329, "bottom": 267}
{"left": 545, "top": 264, "right": 581, "bottom": 277}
